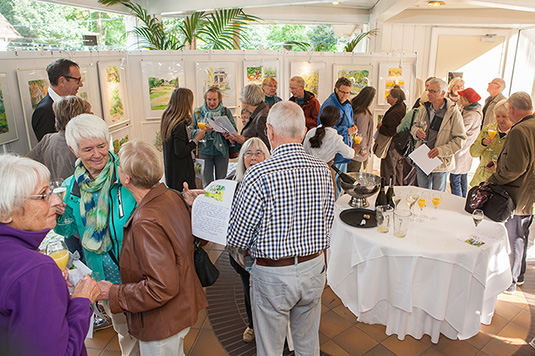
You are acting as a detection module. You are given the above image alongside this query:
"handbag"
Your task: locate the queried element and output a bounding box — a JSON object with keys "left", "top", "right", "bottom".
{"left": 373, "top": 132, "right": 393, "bottom": 159}
{"left": 393, "top": 110, "right": 417, "bottom": 157}
{"left": 172, "top": 189, "right": 220, "bottom": 287}
{"left": 227, "top": 140, "right": 239, "bottom": 159}
{"left": 194, "top": 237, "right": 220, "bottom": 287}
{"left": 465, "top": 182, "right": 515, "bottom": 222}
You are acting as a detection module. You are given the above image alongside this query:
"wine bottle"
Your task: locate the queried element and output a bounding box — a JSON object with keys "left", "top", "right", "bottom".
{"left": 331, "top": 164, "right": 356, "bottom": 184}
{"left": 375, "top": 177, "right": 388, "bottom": 207}
{"left": 386, "top": 176, "right": 395, "bottom": 208}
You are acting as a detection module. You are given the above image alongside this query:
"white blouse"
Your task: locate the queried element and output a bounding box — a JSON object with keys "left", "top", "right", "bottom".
{"left": 303, "top": 127, "right": 355, "bottom": 163}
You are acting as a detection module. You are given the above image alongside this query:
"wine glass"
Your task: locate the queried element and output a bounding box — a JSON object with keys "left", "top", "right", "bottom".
{"left": 393, "top": 194, "right": 402, "bottom": 210}
{"left": 50, "top": 178, "right": 66, "bottom": 201}
{"left": 472, "top": 209, "right": 484, "bottom": 228}
{"left": 417, "top": 193, "right": 428, "bottom": 220}
{"left": 46, "top": 240, "right": 69, "bottom": 271}
{"left": 416, "top": 121, "right": 428, "bottom": 143}
{"left": 406, "top": 191, "right": 419, "bottom": 221}
{"left": 197, "top": 115, "right": 208, "bottom": 143}
{"left": 430, "top": 193, "right": 441, "bottom": 221}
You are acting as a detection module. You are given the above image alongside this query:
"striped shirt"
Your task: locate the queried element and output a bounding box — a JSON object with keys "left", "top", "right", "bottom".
{"left": 227, "top": 143, "right": 335, "bottom": 259}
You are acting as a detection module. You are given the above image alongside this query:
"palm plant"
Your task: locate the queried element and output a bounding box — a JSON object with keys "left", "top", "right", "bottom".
{"left": 97, "top": 0, "right": 260, "bottom": 50}
{"left": 344, "top": 29, "right": 378, "bottom": 52}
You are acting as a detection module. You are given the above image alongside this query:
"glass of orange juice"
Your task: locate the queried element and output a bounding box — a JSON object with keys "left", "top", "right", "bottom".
{"left": 47, "top": 240, "right": 69, "bottom": 271}
{"left": 487, "top": 129, "right": 497, "bottom": 139}
{"left": 354, "top": 135, "right": 363, "bottom": 145}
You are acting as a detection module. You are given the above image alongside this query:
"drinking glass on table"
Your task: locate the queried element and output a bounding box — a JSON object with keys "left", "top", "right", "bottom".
{"left": 472, "top": 209, "right": 484, "bottom": 228}
{"left": 430, "top": 192, "right": 441, "bottom": 221}
{"left": 417, "top": 193, "right": 428, "bottom": 221}
{"left": 394, "top": 210, "right": 412, "bottom": 238}
{"left": 376, "top": 205, "right": 393, "bottom": 233}
{"left": 47, "top": 240, "right": 70, "bottom": 271}
{"left": 393, "top": 194, "right": 402, "bottom": 210}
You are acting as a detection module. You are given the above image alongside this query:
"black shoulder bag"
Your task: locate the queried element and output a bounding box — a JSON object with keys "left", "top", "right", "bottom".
{"left": 393, "top": 110, "right": 417, "bottom": 158}
{"left": 465, "top": 182, "right": 515, "bottom": 222}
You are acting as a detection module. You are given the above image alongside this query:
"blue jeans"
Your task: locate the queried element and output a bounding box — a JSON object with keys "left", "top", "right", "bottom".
{"left": 251, "top": 254, "right": 325, "bottom": 356}
{"left": 449, "top": 173, "right": 468, "bottom": 197}
{"left": 416, "top": 167, "right": 448, "bottom": 192}
{"left": 199, "top": 153, "right": 229, "bottom": 187}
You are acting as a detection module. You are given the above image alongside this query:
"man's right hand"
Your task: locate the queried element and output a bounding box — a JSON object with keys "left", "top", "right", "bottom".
{"left": 416, "top": 128, "right": 426, "bottom": 140}
{"left": 72, "top": 275, "right": 101, "bottom": 303}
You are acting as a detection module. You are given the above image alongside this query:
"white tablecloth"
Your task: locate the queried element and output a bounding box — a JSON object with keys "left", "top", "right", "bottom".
{"left": 327, "top": 186, "right": 512, "bottom": 343}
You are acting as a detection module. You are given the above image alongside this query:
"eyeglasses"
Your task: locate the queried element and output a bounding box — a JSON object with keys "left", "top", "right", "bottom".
{"left": 489, "top": 82, "right": 500, "bottom": 86}
{"left": 27, "top": 189, "right": 54, "bottom": 202}
{"left": 337, "top": 88, "right": 350, "bottom": 95}
{"left": 64, "top": 76, "right": 82, "bottom": 84}
{"left": 244, "top": 150, "right": 264, "bottom": 158}
{"left": 427, "top": 89, "right": 441, "bottom": 94}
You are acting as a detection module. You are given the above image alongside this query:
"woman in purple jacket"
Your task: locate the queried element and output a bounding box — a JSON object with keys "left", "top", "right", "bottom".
{"left": 0, "top": 154, "right": 100, "bottom": 356}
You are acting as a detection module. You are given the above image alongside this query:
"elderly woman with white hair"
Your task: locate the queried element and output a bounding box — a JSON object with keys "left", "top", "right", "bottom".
{"left": 0, "top": 154, "right": 100, "bottom": 356}
{"left": 97, "top": 141, "right": 207, "bottom": 356}
{"left": 228, "top": 84, "right": 270, "bottom": 149}
{"left": 55, "top": 113, "right": 141, "bottom": 356}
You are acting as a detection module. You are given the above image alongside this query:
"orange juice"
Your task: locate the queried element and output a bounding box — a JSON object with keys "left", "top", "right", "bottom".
{"left": 432, "top": 197, "right": 441, "bottom": 208}
{"left": 50, "top": 250, "right": 69, "bottom": 270}
{"left": 198, "top": 122, "right": 206, "bottom": 130}
{"left": 354, "top": 136, "right": 363, "bottom": 144}
{"left": 417, "top": 198, "right": 426, "bottom": 209}
{"left": 488, "top": 129, "right": 497, "bottom": 138}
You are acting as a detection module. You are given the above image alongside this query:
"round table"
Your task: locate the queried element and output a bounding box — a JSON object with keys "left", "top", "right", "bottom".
{"left": 326, "top": 186, "right": 512, "bottom": 343}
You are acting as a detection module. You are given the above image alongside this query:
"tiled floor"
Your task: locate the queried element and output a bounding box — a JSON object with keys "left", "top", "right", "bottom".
{"left": 86, "top": 242, "right": 532, "bottom": 356}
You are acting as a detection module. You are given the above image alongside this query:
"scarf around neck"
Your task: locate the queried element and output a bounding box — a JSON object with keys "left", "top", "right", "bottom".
{"left": 74, "top": 153, "right": 115, "bottom": 254}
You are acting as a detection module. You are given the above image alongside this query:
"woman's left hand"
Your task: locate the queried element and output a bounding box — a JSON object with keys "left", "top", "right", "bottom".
{"left": 183, "top": 182, "right": 206, "bottom": 207}
{"left": 349, "top": 126, "right": 358, "bottom": 135}
{"left": 95, "top": 280, "right": 112, "bottom": 301}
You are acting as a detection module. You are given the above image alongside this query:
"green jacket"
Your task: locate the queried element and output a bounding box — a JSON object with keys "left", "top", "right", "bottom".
{"left": 397, "top": 108, "right": 419, "bottom": 145}
{"left": 469, "top": 122, "right": 507, "bottom": 187}
{"left": 54, "top": 154, "right": 136, "bottom": 283}
{"left": 192, "top": 103, "right": 236, "bottom": 157}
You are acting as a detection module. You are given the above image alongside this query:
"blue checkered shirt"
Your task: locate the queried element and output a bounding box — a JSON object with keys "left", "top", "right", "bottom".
{"left": 227, "top": 143, "right": 335, "bottom": 259}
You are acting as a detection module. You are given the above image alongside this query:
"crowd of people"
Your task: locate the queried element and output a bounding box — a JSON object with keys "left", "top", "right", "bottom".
{"left": 0, "top": 57, "right": 533, "bottom": 356}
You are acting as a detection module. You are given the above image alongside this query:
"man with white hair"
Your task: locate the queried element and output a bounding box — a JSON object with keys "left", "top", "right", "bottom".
{"left": 482, "top": 78, "right": 507, "bottom": 128}
{"left": 411, "top": 78, "right": 467, "bottom": 191}
{"left": 227, "top": 101, "right": 334, "bottom": 356}
{"left": 488, "top": 92, "right": 535, "bottom": 294}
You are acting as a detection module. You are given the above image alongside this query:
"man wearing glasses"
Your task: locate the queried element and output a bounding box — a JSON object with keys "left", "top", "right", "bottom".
{"left": 32, "top": 58, "right": 83, "bottom": 141}
{"left": 482, "top": 78, "right": 507, "bottom": 128}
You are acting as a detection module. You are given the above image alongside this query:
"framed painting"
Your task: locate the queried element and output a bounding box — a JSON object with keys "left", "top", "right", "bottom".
{"left": 16, "top": 68, "right": 49, "bottom": 148}
{"left": 333, "top": 65, "right": 372, "bottom": 96}
{"left": 290, "top": 62, "right": 326, "bottom": 101}
{"left": 141, "top": 61, "right": 185, "bottom": 119}
{"left": 196, "top": 61, "right": 237, "bottom": 108}
{"left": 243, "top": 60, "right": 281, "bottom": 87}
{"left": 0, "top": 73, "right": 19, "bottom": 145}
{"left": 141, "top": 121, "right": 163, "bottom": 154}
{"left": 78, "top": 65, "right": 102, "bottom": 118}
{"left": 378, "top": 62, "right": 412, "bottom": 106}
{"left": 98, "top": 61, "right": 128, "bottom": 128}
{"left": 109, "top": 124, "right": 131, "bottom": 156}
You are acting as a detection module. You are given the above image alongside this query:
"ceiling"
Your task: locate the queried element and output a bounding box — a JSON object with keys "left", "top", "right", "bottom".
{"left": 41, "top": 0, "right": 535, "bottom": 27}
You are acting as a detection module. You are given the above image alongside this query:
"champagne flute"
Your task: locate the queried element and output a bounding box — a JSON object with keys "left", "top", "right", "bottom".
{"left": 197, "top": 116, "right": 207, "bottom": 143}
{"left": 46, "top": 240, "right": 70, "bottom": 271}
{"left": 430, "top": 193, "right": 441, "bottom": 221}
{"left": 50, "top": 178, "right": 66, "bottom": 201}
{"left": 472, "top": 209, "right": 484, "bottom": 228}
{"left": 416, "top": 121, "right": 428, "bottom": 143}
{"left": 416, "top": 192, "right": 427, "bottom": 221}
{"left": 393, "top": 194, "right": 402, "bottom": 210}
{"left": 487, "top": 129, "right": 497, "bottom": 139}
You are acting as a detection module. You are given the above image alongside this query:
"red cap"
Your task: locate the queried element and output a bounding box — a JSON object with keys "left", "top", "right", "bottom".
{"left": 457, "top": 88, "right": 481, "bottom": 103}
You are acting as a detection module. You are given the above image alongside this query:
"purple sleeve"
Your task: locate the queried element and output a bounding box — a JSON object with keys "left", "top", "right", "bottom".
{"left": 5, "top": 261, "right": 92, "bottom": 356}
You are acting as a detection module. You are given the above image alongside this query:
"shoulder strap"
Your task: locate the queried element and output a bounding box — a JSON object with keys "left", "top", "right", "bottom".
{"left": 410, "top": 110, "right": 417, "bottom": 126}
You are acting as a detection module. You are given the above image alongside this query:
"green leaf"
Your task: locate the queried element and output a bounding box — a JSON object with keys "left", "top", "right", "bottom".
{"left": 344, "top": 28, "right": 378, "bottom": 52}
{"left": 284, "top": 40, "right": 311, "bottom": 51}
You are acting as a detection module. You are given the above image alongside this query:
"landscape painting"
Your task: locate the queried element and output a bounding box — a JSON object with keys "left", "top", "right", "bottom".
{"left": 333, "top": 65, "right": 372, "bottom": 96}
{"left": 0, "top": 73, "right": 18, "bottom": 145}
{"left": 98, "top": 61, "right": 128, "bottom": 127}
{"left": 243, "top": 60, "right": 280, "bottom": 87}
{"left": 196, "top": 61, "right": 236, "bottom": 107}
{"left": 290, "top": 61, "right": 325, "bottom": 102}
{"left": 141, "top": 61, "right": 185, "bottom": 119}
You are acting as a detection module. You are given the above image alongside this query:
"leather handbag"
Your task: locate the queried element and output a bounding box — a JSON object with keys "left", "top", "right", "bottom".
{"left": 465, "top": 182, "right": 515, "bottom": 222}
{"left": 393, "top": 111, "right": 417, "bottom": 158}
{"left": 227, "top": 141, "right": 239, "bottom": 159}
{"left": 373, "top": 132, "right": 393, "bottom": 159}
{"left": 194, "top": 237, "right": 220, "bottom": 287}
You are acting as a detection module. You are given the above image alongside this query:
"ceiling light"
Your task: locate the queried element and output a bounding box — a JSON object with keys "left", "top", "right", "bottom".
{"left": 427, "top": 1, "right": 446, "bottom": 7}
{"left": 332, "top": 2, "right": 342, "bottom": 5}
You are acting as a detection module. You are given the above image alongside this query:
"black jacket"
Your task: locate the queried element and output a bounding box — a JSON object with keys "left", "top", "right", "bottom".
{"left": 31, "top": 94, "right": 56, "bottom": 142}
{"left": 163, "top": 121, "right": 197, "bottom": 192}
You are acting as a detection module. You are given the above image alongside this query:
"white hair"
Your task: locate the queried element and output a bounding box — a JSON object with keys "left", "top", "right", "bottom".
{"left": 429, "top": 78, "right": 447, "bottom": 93}
{"left": 65, "top": 114, "right": 110, "bottom": 155}
{"left": 0, "top": 154, "right": 50, "bottom": 220}
{"left": 235, "top": 137, "right": 270, "bottom": 182}
{"left": 240, "top": 84, "right": 265, "bottom": 106}
{"left": 508, "top": 92, "right": 533, "bottom": 112}
{"left": 266, "top": 101, "right": 306, "bottom": 140}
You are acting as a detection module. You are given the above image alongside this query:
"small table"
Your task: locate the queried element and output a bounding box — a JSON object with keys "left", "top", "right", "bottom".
{"left": 326, "top": 186, "right": 512, "bottom": 343}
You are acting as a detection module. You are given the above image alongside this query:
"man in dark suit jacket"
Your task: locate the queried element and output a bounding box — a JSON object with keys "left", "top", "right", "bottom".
{"left": 32, "top": 59, "right": 83, "bottom": 141}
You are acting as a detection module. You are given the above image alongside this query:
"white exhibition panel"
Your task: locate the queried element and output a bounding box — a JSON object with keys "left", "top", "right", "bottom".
{"left": 0, "top": 50, "right": 416, "bottom": 155}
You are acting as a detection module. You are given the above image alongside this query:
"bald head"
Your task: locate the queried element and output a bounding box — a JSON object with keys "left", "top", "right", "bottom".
{"left": 487, "top": 78, "right": 506, "bottom": 97}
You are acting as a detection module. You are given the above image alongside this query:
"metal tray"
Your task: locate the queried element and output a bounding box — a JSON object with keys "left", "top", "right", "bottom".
{"left": 340, "top": 208, "right": 377, "bottom": 228}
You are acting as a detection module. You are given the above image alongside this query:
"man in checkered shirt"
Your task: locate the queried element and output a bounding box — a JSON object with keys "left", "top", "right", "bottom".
{"left": 227, "top": 101, "right": 335, "bottom": 356}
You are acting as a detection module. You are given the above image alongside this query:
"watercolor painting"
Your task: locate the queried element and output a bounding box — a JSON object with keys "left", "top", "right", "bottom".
{"left": 290, "top": 62, "right": 325, "bottom": 101}
{"left": 0, "top": 73, "right": 18, "bottom": 145}
{"left": 378, "top": 62, "right": 412, "bottom": 106}
{"left": 196, "top": 62, "right": 236, "bottom": 107}
{"left": 28, "top": 79, "right": 49, "bottom": 109}
{"left": 98, "top": 61, "right": 128, "bottom": 127}
{"left": 243, "top": 60, "right": 280, "bottom": 87}
{"left": 109, "top": 124, "right": 131, "bottom": 155}
{"left": 141, "top": 121, "right": 163, "bottom": 153}
{"left": 141, "top": 61, "right": 185, "bottom": 119}
{"left": 77, "top": 66, "right": 102, "bottom": 118}
{"left": 333, "top": 65, "right": 372, "bottom": 96}
{"left": 16, "top": 69, "right": 49, "bottom": 148}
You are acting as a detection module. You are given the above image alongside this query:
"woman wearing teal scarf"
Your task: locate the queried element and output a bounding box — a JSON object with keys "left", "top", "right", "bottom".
{"left": 192, "top": 87, "right": 237, "bottom": 186}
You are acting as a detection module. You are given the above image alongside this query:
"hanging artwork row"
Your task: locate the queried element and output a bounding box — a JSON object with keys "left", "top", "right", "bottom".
{"left": 333, "top": 65, "right": 373, "bottom": 96}
{"left": 243, "top": 60, "right": 281, "bottom": 87}
{"left": 290, "top": 62, "right": 325, "bottom": 100}
{"left": 141, "top": 61, "right": 185, "bottom": 120}
{"left": 0, "top": 73, "right": 18, "bottom": 145}
{"left": 109, "top": 123, "right": 132, "bottom": 155}
{"left": 97, "top": 61, "right": 128, "bottom": 128}
{"left": 16, "top": 69, "right": 49, "bottom": 148}
{"left": 377, "top": 62, "right": 412, "bottom": 106}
